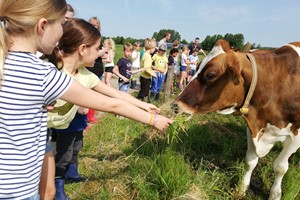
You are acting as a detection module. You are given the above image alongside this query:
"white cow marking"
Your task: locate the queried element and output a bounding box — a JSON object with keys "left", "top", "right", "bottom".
{"left": 190, "top": 45, "right": 225, "bottom": 83}
{"left": 216, "top": 103, "right": 238, "bottom": 115}
{"left": 253, "top": 123, "right": 297, "bottom": 157}
{"left": 285, "top": 44, "right": 300, "bottom": 57}
{"left": 242, "top": 123, "right": 300, "bottom": 199}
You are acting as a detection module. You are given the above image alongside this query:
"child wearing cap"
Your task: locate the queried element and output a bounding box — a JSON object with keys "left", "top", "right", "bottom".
{"left": 150, "top": 44, "right": 168, "bottom": 101}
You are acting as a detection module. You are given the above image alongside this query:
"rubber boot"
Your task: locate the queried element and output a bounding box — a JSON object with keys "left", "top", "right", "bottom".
{"left": 55, "top": 178, "right": 69, "bottom": 200}
{"left": 149, "top": 92, "right": 156, "bottom": 102}
{"left": 65, "top": 163, "right": 87, "bottom": 183}
{"left": 87, "top": 109, "right": 97, "bottom": 123}
{"left": 155, "top": 92, "right": 160, "bottom": 101}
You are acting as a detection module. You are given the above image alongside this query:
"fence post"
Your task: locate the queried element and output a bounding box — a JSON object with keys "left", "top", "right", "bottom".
{"left": 163, "top": 65, "right": 174, "bottom": 103}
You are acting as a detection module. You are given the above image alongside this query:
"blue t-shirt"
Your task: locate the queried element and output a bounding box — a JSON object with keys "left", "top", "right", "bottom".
{"left": 55, "top": 113, "right": 87, "bottom": 133}
{"left": 116, "top": 57, "right": 132, "bottom": 84}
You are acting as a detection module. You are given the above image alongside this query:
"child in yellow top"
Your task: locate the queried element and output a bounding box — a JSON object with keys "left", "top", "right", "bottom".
{"left": 150, "top": 44, "right": 168, "bottom": 101}
{"left": 137, "top": 38, "right": 157, "bottom": 101}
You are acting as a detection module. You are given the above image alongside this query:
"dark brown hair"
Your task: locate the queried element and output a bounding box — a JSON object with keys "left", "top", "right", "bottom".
{"left": 49, "top": 18, "right": 101, "bottom": 67}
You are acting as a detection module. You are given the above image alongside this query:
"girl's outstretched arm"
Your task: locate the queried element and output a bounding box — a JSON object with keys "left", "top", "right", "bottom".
{"left": 93, "top": 80, "right": 160, "bottom": 113}
{"left": 60, "top": 80, "right": 173, "bottom": 131}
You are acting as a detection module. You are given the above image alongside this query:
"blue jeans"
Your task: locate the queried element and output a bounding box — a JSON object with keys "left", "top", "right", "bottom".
{"left": 119, "top": 83, "right": 129, "bottom": 92}
{"left": 45, "top": 128, "right": 52, "bottom": 153}
{"left": 23, "top": 192, "right": 40, "bottom": 200}
{"left": 151, "top": 72, "right": 166, "bottom": 94}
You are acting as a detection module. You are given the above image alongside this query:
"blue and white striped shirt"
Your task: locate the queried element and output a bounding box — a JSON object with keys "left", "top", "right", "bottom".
{"left": 0, "top": 51, "right": 72, "bottom": 199}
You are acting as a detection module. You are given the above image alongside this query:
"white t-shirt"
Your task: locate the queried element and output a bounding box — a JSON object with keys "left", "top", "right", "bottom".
{"left": 132, "top": 50, "right": 140, "bottom": 69}
{"left": 188, "top": 54, "right": 199, "bottom": 70}
{"left": 0, "top": 51, "right": 72, "bottom": 199}
{"left": 181, "top": 53, "right": 188, "bottom": 66}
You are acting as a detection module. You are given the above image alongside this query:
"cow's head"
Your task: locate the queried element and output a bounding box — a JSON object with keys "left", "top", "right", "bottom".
{"left": 176, "top": 39, "right": 247, "bottom": 115}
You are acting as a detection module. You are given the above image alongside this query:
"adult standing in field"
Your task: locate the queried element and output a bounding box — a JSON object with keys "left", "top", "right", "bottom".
{"left": 102, "top": 38, "right": 116, "bottom": 86}
{"left": 65, "top": 3, "right": 74, "bottom": 21}
{"left": 86, "top": 16, "right": 109, "bottom": 124}
{"left": 158, "top": 32, "right": 171, "bottom": 48}
{"left": 88, "top": 16, "right": 108, "bottom": 81}
{"left": 188, "top": 37, "right": 206, "bottom": 56}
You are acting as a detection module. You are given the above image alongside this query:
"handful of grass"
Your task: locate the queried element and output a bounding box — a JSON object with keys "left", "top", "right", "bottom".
{"left": 167, "top": 114, "right": 189, "bottom": 144}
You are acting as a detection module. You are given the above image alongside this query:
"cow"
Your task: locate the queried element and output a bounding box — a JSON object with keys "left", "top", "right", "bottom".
{"left": 175, "top": 39, "right": 300, "bottom": 200}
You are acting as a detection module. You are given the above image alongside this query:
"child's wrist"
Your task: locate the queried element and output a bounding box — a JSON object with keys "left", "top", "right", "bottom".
{"left": 149, "top": 113, "right": 158, "bottom": 126}
{"left": 149, "top": 113, "right": 155, "bottom": 126}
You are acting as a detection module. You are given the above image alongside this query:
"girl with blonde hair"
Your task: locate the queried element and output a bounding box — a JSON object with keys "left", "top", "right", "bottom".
{"left": 103, "top": 38, "right": 116, "bottom": 85}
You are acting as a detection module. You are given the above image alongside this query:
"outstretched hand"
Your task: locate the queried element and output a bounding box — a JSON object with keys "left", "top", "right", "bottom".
{"left": 143, "top": 103, "right": 160, "bottom": 113}
{"left": 153, "top": 114, "right": 173, "bottom": 131}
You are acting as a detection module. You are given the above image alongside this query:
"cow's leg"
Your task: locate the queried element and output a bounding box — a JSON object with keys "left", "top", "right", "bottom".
{"left": 239, "top": 129, "right": 259, "bottom": 196}
{"left": 269, "top": 135, "right": 300, "bottom": 200}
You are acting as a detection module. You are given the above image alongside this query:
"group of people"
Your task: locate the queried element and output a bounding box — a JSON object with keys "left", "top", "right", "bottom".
{"left": 135, "top": 34, "right": 207, "bottom": 101}
{"left": 0, "top": 1, "right": 173, "bottom": 200}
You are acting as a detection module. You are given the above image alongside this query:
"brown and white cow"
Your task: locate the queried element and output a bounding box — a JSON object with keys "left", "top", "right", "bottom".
{"left": 176, "top": 39, "right": 300, "bottom": 200}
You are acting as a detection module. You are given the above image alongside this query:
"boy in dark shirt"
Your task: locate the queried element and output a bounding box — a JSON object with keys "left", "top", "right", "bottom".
{"left": 113, "top": 43, "right": 144, "bottom": 92}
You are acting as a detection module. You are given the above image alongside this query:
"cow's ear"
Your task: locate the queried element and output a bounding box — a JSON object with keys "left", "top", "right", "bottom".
{"left": 228, "top": 65, "right": 241, "bottom": 84}
{"left": 227, "top": 53, "right": 241, "bottom": 85}
{"left": 215, "top": 39, "right": 231, "bottom": 52}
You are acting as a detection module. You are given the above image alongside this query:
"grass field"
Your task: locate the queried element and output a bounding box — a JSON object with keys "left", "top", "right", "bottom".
{"left": 64, "top": 45, "right": 300, "bottom": 199}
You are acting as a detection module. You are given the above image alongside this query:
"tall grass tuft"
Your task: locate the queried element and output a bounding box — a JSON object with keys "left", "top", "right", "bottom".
{"left": 128, "top": 148, "right": 197, "bottom": 199}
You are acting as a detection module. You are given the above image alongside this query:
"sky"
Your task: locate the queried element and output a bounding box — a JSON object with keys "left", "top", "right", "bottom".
{"left": 67, "top": 0, "right": 300, "bottom": 48}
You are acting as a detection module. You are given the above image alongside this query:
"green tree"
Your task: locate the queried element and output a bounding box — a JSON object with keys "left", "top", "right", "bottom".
{"left": 152, "top": 29, "right": 181, "bottom": 43}
{"left": 202, "top": 34, "right": 223, "bottom": 50}
{"left": 233, "top": 33, "right": 244, "bottom": 49}
{"left": 114, "top": 36, "right": 121, "bottom": 45}
{"left": 202, "top": 33, "right": 246, "bottom": 51}
{"left": 181, "top": 39, "right": 188, "bottom": 44}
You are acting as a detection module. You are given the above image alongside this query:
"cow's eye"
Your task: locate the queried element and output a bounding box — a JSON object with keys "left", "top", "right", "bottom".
{"left": 204, "top": 72, "right": 216, "bottom": 81}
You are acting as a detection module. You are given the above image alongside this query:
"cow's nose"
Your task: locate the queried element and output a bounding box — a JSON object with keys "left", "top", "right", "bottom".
{"left": 171, "top": 102, "right": 179, "bottom": 114}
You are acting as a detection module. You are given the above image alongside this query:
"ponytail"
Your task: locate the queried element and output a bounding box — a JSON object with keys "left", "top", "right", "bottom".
{"left": 0, "top": 19, "right": 8, "bottom": 84}
{"left": 45, "top": 46, "right": 63, "bottom": 70}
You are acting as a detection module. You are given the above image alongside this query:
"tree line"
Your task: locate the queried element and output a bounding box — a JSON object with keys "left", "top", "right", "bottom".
{"left": 103, "top": 29, "right": 265, "bottom": 51}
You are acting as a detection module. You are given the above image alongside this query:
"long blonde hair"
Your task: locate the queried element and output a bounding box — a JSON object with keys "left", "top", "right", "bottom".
{"left": 0, "top": 0, "right": 67, "bottom": 83}
{"left": 104, "top": 38, "right": 115, "bottom": 52}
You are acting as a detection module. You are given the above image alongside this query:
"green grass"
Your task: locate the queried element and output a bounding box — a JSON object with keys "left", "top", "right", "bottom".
{"left": 64, "top": 45, "right": 300, "bottom": 199}
{"left": 64, "top": 109, "right": 300, "bottom": 199}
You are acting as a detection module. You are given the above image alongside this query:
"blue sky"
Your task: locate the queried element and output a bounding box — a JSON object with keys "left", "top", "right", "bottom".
{"left": 68, "top": 0, "right": 299, "bottom": 47}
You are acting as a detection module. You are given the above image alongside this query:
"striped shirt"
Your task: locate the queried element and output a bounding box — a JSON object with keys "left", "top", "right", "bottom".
{"left": 0, "top": 51, "right": 72, "bottom": 199}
